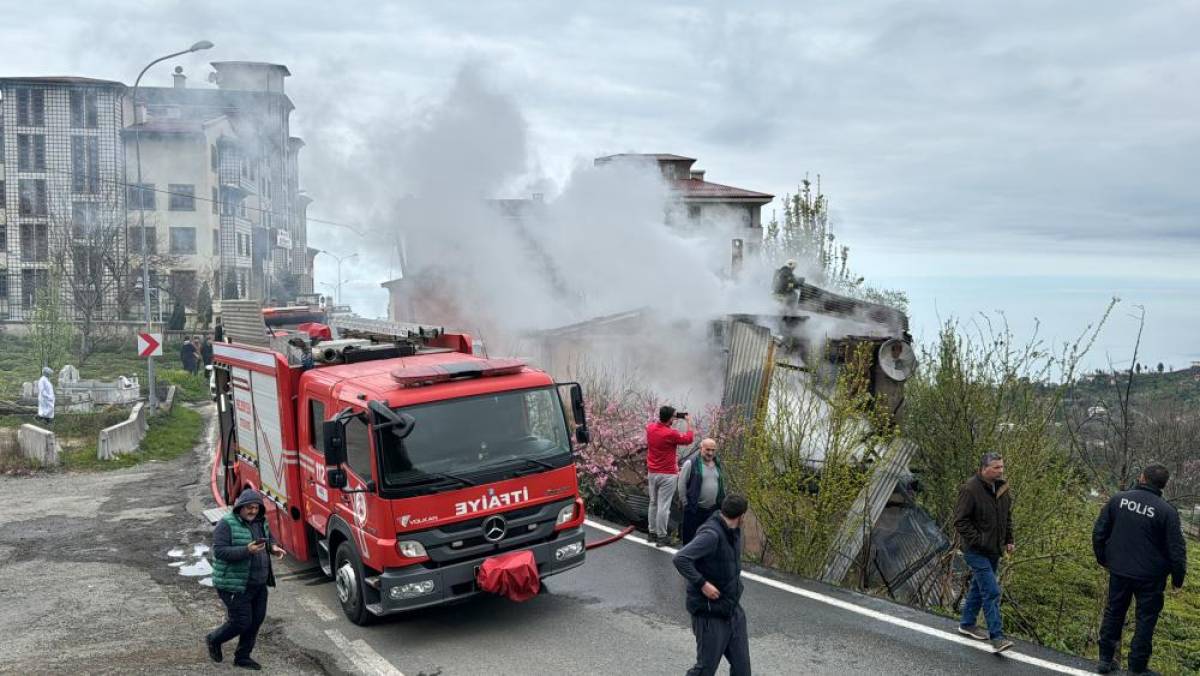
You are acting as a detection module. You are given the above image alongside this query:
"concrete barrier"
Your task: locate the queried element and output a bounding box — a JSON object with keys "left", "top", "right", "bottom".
{"left": 18, "top": 424, "right": 62, "bottom": 466}
{"left": 97, "top": 402, "right": 149, "bottom": 460}
{"left": 159, "top": 385, "right": 177, "bottom": 414}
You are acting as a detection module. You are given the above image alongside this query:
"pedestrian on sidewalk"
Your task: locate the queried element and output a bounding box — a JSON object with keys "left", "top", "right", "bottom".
{"left": 180, "top": 338, "right": 198, "bottom": 375}
{"left": 677, "top": 438, "right": 726, "bottom": 545}
{"left": 954, "top": 452, "right": 1015, "bottom": 653}
{"left": 646, "top": 405, "right": 694, "bottom": 547}
{"left": 206, "top": 488, "right": 286, "bottom": 670}
{"left": 1092, "top": 464, "right": 1188, "bottom": 676}
{"left": 672, "top": 494, "right": 752, "bottom": 676}
{"left": 35, "top": 366, "right": 55, "bottom": 425}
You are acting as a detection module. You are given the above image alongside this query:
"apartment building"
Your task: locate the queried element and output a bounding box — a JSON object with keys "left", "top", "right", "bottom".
{"left": 0, "top": 76, "right": 127, "bottom": 320}
{"left": 0, "top": 61, "right": 313, "bottom": 326}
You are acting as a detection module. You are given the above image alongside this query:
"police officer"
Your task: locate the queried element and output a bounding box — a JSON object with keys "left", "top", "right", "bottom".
{"left": 1092, "top": 464, "right": 1188, "bottom": 676}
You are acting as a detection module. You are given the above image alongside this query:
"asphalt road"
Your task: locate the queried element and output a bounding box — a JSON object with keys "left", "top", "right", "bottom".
{"left": 282, "top": 521, "right": 1101, "bottom": 676}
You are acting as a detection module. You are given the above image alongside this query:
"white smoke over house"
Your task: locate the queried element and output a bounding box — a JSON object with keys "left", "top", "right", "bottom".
{"left": 307, "top": 64, "right": 797, "bottom": 408}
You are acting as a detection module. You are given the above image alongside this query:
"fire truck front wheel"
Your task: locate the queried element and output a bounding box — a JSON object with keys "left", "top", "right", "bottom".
{"left": 334, "top": 544, "right": 375, "bottom": 626}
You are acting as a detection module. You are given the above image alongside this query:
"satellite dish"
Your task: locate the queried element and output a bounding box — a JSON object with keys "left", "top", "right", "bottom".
{"left": 878, "top": 339, "right": 917, "bottom": 382}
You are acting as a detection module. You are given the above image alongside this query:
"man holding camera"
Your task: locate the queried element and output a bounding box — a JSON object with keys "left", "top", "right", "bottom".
{"left": 646, "top": 405, "right": 694, "bottom": 547}
{"left": 206, "top": 488, "right": 286, "bottom": 670}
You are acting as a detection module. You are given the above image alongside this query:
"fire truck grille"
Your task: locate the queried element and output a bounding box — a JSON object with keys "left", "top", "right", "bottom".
{"left": 410, "top": 498, "right": 574, "bottom": 566}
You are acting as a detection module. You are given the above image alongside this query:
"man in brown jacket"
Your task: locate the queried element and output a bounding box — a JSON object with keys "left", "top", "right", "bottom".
{"left": 954, "top": 452, "right": 1015, "bottom": 653}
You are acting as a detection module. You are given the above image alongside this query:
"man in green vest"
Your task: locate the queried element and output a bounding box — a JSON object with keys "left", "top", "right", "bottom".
{"left": 677, "top": 438, "right": 726, "bottom": 545}
{"left": 206, "top": 488, "right": 285, "bottom": 670}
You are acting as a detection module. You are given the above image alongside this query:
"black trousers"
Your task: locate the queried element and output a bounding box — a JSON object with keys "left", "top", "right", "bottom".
{"left": 681, "top": 506, "right": 717, "bottom": 545}
{"left": 687, "top": 606, "right": 751, "bottom": 676}
{"left": 208, "top": 583, "right": 269, "bottom": 660}
{"left": 1098, "top": 573, "right": 1165, "bottom": 672}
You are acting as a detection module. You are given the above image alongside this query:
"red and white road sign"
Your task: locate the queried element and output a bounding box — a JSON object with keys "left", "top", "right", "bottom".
{"left": 137, "top": 332, "right": 163, "bottom": 358}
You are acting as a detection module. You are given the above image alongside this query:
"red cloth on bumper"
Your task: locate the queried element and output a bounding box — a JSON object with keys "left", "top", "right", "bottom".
{"left": 476, "top": 549, "right": 540, "bottom": 602}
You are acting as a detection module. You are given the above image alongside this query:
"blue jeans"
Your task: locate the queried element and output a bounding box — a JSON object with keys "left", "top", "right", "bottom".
{"left": 960, "top": 552, "right": 1004, "bottom": 639}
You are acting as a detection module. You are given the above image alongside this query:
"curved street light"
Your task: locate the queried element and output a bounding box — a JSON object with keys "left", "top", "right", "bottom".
{"left": 132, "top": 40, "right": 213, "bottom": 409}
{"left": 318, "top": 250, "right": 359, "bottom": 307}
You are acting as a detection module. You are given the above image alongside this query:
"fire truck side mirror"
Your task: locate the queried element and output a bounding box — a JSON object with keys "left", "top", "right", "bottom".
{"left": 323, "top": 419, "right": 347, "bottom": 468}
{"left": 568, "top": 383, "right": 590, "bottom": 445}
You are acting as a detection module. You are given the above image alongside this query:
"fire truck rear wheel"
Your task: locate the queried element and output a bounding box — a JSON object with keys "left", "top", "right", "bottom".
{"left": 334, "top": 544, "right": 374, "bottom": 626}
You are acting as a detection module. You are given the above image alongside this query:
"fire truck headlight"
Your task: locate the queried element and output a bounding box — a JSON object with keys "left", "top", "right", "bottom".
{"left": 554, "top": 542, "right": 584, "bottom": 561}
{"left": 390, "top": 579, "right": 435, "bottom": 599}
{"left": 556, "top": 503, "right": 577, "bottom": 526}
{"left": 396, "top": 540, "right": 427, "bottom": 559}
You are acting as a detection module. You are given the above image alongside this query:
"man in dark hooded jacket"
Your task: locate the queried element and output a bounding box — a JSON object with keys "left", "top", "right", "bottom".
{"left": 1092, "top": 464, "right": 1188, "bottom": 676}
{"left": 672, "top": 495, "right": 751, "bottom": 676}
{"left": 206, "top": 488, "right": 285, "bottom": 670}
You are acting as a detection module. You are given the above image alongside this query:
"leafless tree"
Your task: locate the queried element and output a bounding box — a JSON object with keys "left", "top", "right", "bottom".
{"left": 48, "top": 183, "right": 179, "bottom": 363}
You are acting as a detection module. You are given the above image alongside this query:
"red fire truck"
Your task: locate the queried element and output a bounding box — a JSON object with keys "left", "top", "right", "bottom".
{"left": 211, "top": 311, "right": 590, "bottom": 624}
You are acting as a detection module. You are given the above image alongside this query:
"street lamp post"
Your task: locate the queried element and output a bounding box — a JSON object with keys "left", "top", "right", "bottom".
{"left": 132, "top": 40, "right": 213, "bottom": 409}
{"left": 318, "top": 250, "right": 358, "bottom": 307}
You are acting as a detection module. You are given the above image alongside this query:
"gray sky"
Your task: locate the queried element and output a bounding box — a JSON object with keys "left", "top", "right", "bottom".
{"left": 3, "top": 0, "right": 1197, "bottom": 371}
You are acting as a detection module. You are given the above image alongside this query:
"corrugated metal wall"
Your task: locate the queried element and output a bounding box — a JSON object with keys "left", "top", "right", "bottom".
{"left": 720, "top": 319, "right": 775, "bottom": 430}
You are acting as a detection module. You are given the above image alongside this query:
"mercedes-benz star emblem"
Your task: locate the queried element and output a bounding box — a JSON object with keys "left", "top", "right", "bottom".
{"left": 482, "top": 515, "right": 507, "bottom": 543}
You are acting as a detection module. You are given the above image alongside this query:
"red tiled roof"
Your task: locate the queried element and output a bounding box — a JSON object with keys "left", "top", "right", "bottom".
{"left": 671, "top": 178, "right": 773, "bottom": 200}
{"left": 596, "top": 153, "right": 697, "bottom": 162}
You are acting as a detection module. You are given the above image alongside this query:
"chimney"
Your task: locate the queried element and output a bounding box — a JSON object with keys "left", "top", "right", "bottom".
{"left": 690, "top": 169, "right": 705, "bottom": 181}
{"left": 172, "top": 66, "right": 187, "bottom": 89}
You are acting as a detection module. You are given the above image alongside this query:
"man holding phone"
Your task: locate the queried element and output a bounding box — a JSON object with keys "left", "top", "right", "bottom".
{"left": 206, "top": 488, "right": 286, "bottom": 670}
{"left": 646, "top": 405, "right": 694, "bottom": 547}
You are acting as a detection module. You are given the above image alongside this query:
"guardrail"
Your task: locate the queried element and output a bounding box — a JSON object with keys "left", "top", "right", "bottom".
{"left": 97, "top": 403, "right": 148, "bottom": 460}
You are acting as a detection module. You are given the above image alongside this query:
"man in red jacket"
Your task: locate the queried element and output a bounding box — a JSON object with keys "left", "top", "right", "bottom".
{"left": 646, "top": 405, "right": 694, "bottom": 547}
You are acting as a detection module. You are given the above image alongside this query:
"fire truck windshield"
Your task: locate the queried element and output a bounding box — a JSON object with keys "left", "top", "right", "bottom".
{"left": 378, "top": 387, "right": 573, "bottom": 491}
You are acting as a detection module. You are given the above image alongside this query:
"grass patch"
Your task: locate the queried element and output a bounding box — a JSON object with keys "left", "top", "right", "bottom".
{"left": 59, "top": 405, "right": 204, "bottom": 471}
{"left": 158, "top": 367, "right": 212, "bottom": 404}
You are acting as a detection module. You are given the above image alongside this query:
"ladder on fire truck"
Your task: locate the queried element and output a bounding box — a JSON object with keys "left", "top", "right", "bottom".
{"left": 219, "top": 299, "right": 446, "bottom": 349}
{"left": 328, "top": 315, "right": 444, "bottom": 344}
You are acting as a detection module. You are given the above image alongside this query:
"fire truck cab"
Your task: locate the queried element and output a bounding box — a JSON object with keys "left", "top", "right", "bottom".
{"left": 211, "top": 310, "right": 590, "bottom": 624}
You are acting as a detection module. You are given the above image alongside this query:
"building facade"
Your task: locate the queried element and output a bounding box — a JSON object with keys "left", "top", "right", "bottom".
{"left": 0, "top": 77, "right": 127, "bottom": 320}
{"left": 0, "top": 62, "right": 313, "bottom": 326}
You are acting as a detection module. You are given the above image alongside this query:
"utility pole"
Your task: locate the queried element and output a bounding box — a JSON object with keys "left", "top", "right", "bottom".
{"left": 132, "top": 40, "right": 213, "bottom": 409}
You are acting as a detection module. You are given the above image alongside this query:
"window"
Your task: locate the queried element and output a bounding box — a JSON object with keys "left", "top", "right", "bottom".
{"left": 309, "top": 400, "right": 326, "bottom": 452}
{"left": 168, "top": 184, "right": 195, "bottom": 210}
{"left": 130, "top": 226, "right": 157, "bottom": 254}
{"left": 0, "top": 180, "right": 5, "bottom": 209}
{"left": 344, "top": 417, "right": 374, "bottom": 483}
{"left": 688, "top": 205, "right": 702, "bottom": 220}
{"left": 72, "top": 202, "right": 99, "bottom": 238}
{"left": 21, "top": 269, "right": 48, "bottom": 309}
{"left": 69, "top": 90, "right": 99, "bottom": 128}
{"left": 0, "top": 274, "right": 8, "bottom": 302}
{"left": 210, "top": 145, "right": 218, "bottom": 171}
{"left": 211, "top": 187, "right": 218, "bottom": 214}
{"left": 212, "top": 229, "right": 219, "bottom": 254}
{"left": 20, "top": 223, "right": 48, "bottom": 261}
{"left": 18, "top": 179, "right": 47, "bottom": 217}
{"left": 16, "top": 89, "right": 45, "bottom": 127}
{"left": 17, "top": 134, "right": 46, "bottom": 171}
{"left": 127, "top": 183, "right": 155, "bottom": 210}
{"left": 169, "top": 227, "right": 196, "bottom": 254}
{"left": 73, "top": 245, "right": 103, "bottom": 282}
{"left": 71, "top": 136, "right": 100, "bottom": 194}
{"left": 379, "top": 387, "right": 571, "bottom": 490}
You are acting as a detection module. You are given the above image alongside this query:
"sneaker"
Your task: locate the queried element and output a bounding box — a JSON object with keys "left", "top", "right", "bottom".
{"left": 205, "top": 635, "right": 222, "bottom": 663}
{"left": 991, "top": 637, "right": 1013, "bottom": 653}
{"left": 657, "top": 536, "right": 678, "bottom": 548}
{"left": 958, "top": 625, "right": 988, "bottom": 641}
{"left": 1095, "top": 659, "right": 1117, "bottom": 674}
{"left": 234, "top": 657, "right": 262, "bottom": 671}
{"left": 647, "top": 533, "right": 658, "bottom": 545}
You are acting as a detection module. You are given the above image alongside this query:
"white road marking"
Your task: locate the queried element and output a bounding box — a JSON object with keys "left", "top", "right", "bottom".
{"left": 324, "top": 629, "right": 406, "bottom": 676}
{"left": 583, "top": 519, "right": 1093, "bottom": 676}
{"left": 298, "top": 595, "right": 338, "bottom": 622}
